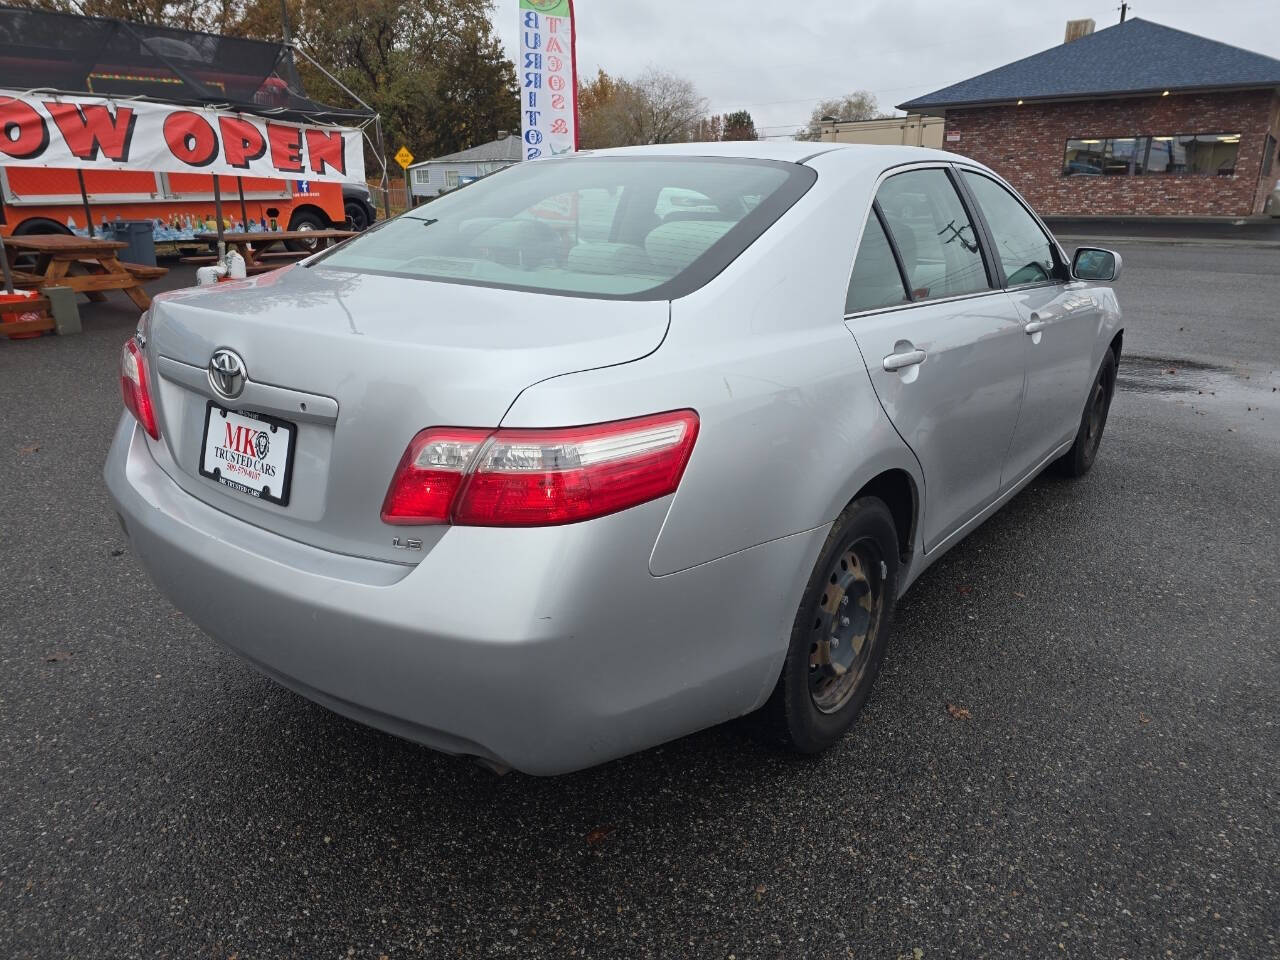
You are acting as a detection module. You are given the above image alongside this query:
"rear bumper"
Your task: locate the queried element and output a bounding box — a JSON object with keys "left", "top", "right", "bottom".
{"left": 105, "top": 416, "right": 824, "bottom": 774}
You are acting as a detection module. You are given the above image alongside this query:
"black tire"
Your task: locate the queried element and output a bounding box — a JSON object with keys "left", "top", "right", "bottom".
{"left": 14, "top": 217, "right": 72, "bottom": 236}
{"left": 11, "top": 218, "right": 72, "bottom": 268}
{"left": 284, "top": 209, "right": 327, "bottom": 252}
{"left": 344, "top": 199, "right": 372, "bottom": 232}
{"left": 762, "top": 497, "right": 900, "bottom": 753}
{"left": 1054, "top": 349, "right": 1117, "bottom": 478}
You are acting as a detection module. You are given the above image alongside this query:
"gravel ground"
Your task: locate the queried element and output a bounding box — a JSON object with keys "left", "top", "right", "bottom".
{"left": 1, "top": 243, "right": 1277, "bottom": 959}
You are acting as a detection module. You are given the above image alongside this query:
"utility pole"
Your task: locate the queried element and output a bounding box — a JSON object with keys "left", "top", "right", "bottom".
{"left": 1118, "top": 2, "right": 1129, "bottom": 23}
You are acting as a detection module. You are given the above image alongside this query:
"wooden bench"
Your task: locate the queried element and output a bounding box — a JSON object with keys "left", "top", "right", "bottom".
{"left": 6, "top": 269, "right": 48, "bottom": 289}
{"left": 119, "top": 261, "right": 169, "bottom": 281}
{"left": 255, "top": 250, "right": 310, "bottom": 261}
{"left": 179, "top": 255, "right": 218, "bottom": 266}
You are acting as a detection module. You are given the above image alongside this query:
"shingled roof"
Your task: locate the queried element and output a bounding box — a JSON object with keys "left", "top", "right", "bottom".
{"left": 413, "top": 135, "right": 523, "bottom": 166}
{"left": 898, "top": 18, "right": 1280, "bottom": 112}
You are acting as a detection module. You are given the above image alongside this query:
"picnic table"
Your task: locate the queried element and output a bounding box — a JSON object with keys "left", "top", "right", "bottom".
{"left": 3, "top": 234, "right": 167, "bottom": 310}
{"left": 184, "top": 229, "right": 358, "bottom": 274}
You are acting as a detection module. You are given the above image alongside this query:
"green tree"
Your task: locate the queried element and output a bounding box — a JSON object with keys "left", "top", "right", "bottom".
{"left": 721, "top": 110, "right": 758, "bottom": 141}
{"left": 24, "top": 0, "right": 246, "bottom": 33}
{"left": 795, "top": 91, "right": 882, "bottom": 141}
{"left": 281, "top": 0, "right": 518, "bottom": 161}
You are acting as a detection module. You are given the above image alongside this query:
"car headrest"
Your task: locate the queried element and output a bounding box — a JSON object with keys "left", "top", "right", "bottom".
{"left": 644, "top": 220, "right": 735, "bottom": 277}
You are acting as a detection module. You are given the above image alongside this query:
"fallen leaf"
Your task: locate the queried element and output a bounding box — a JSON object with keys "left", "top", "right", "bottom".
{"left": 45, "top": 651, "right": 71, "bottom": 663}
{"left": 946, "top": 703, "right": 971, "bottom": 720}
{"left": 585, "top": 825, "right": 615, "bottom": 846}
{"left": 956, "top": 584, "right": 973, "bottom": 595}
{"left": 19, "top": 443, "right": 39, "bottom": 455}
{"left": 1165, "top": 368, "right": 1177, "bottom": 375}
{"left": 1013, "top": 591, "right": 1026, "bottom": 598}
{"left": 1139, "top": 713, "right": 1151, "bottom": 724}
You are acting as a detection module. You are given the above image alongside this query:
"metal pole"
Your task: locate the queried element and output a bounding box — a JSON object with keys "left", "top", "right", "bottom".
{"left": 0, "top": 234, "right": 15, "bottom": 294}
{"left": 76, "top": 169, "right": 95, "bottom": 237}
{"left": 375, "top": 117, "right": 392, "bottom": 219}
{"left": 212, "top": 177, "right": 226, "bottom": 260}
{"left": 236, "top": 177, "right": 250, "bottom": 229}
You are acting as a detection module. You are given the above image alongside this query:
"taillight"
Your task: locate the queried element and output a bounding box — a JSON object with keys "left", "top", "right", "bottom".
{"left": 380, "top": 428, "right": 491, "bottom": 525}
{"left": 120, "top": 338, "right": 159, "bottom": 440}
{"left": 380, "top": 410, "right": 699, "bottom": 527}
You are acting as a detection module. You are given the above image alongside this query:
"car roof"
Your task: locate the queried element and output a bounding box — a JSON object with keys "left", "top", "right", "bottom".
{"left": 579, "top": 141, "right": 969, "bottom": 168}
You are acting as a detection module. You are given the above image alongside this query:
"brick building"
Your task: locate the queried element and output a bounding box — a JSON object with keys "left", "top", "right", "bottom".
{"left": 899, "top": 19, "right": 1280, "bottom": 218}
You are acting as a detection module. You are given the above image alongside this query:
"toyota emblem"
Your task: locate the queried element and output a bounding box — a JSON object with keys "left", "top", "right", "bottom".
{"left": 208, "top": 349, "right": 247, "bottom": 400}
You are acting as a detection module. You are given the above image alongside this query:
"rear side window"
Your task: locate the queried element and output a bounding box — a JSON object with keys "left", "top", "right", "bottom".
{"left": 875, "top": 169, "right": 990, "bottom": 301}
{"left": 962, "top": 171, "right": 1058, "bottom": 286}
{"left": 315, "top": 157, "right": 815, "bottom": 300}
{"left": 846, "top": 211, "right": 909, "bottom": 314}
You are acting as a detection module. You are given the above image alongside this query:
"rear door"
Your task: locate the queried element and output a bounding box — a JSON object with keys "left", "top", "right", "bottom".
{"left": 845, "top": 166, "right": 1027, "bottom": 551}
{"left": 957, "top": 168, "right": 1101, "bottom": 485}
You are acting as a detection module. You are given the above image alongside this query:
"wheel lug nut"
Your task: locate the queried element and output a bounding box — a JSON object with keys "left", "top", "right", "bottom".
{"left": 840, "top": 596, "right": 849, "bottom": 607}
{"left": 829, "top": 635, "right": 840, "bottom": 649}
{"left": 840, "top": 616, "right": 850, "bottom": 627}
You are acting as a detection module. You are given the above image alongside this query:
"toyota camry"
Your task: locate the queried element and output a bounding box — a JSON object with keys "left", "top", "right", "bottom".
{"left": 106, "top": 143, "right": 1122, "bottom": 774}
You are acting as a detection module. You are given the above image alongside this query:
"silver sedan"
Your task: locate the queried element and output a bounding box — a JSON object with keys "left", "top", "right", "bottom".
{"left": 106, "top": 143, "right": 1122, "bottom": 774}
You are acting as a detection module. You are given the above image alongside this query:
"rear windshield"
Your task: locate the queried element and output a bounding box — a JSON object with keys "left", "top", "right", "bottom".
{"left": 313, "top": 156, "right": 816, "bottom": 300}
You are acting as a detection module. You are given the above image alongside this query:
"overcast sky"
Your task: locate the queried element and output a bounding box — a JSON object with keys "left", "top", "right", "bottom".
{"left": 491, "top": 0, "right": 1277, "bottom": 139}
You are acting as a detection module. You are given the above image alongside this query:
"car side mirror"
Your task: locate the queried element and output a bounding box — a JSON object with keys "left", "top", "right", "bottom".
{"left": 1072, "top": 247, "right": 1121, "bottom": 282}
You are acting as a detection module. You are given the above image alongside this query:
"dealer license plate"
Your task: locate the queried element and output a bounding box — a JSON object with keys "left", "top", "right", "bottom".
{"left": 199, "top": 402, "right": 297, "bottom": 506}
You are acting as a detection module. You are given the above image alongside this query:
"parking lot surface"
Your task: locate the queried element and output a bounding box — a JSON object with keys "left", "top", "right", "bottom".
{"left": 2, "top": 243, "right": 1277, "bottom": 959}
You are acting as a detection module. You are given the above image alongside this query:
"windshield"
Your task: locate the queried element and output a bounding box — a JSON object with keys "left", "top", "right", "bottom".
{"left": 314, "top": 156, "right": 816, "bottom": 300}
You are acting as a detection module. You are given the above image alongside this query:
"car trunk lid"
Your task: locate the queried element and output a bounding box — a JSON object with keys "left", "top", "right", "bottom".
{"left": 144, "top": 264, "right": 669, "bottom": 563}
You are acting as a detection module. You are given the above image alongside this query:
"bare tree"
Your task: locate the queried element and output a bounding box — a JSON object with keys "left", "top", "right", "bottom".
{"left": 629, "top": 68, "right": 707, "bottom": 144}
{"left": 795, "top": 91, "right": 882, "bottom": 141}
{"left": 580, "top": 67, "right": 707, "bottom": 147}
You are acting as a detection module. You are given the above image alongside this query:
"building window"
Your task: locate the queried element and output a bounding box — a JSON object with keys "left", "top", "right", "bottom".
{"left": 413, "top": 167, "right": 430, "bottom": 185}
{"left": 445, "top": 170, "right": 460, "bottom": 189}
{"left": 1064, "top": 133, "right": 1240, "bottom": 177}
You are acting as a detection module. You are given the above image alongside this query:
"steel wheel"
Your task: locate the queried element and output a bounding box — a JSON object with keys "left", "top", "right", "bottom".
{"left": 807, "top": 537, "right": 886, "bottom": 714}
{"left": 1055, "top": 349, "right": 1116, "bottom": 479}
{"left": 1082, "top": 377, "right": 1108, "bottom": 464}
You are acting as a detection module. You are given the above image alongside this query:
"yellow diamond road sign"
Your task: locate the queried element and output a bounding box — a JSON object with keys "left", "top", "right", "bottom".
{"left": 394, "top": 146, "right": 414, "bottom": 169}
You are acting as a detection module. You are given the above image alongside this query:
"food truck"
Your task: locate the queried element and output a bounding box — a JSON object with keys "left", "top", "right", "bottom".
{"left": 0, "top": 5, "right": 379, "bottom": 243}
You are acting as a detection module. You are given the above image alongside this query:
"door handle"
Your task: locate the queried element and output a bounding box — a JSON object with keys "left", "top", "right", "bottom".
{"left": 1024, "top": 319, "right": 1048, "bottom": 335}
{"left": 882, "top": 349, "right": 926, "bottom": 372}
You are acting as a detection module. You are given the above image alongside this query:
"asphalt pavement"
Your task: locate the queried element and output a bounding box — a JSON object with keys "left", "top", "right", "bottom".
{"left": 1, "top": 243, "right": 1277, "bottom": 959}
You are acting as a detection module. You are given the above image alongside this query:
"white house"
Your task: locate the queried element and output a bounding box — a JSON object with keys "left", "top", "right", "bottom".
{"left": 408, "top": 133, "right": 522, "bottom": 199}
